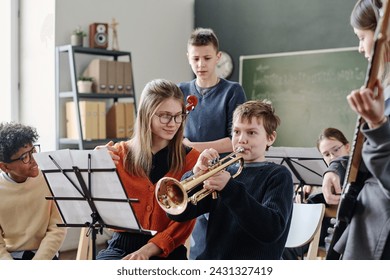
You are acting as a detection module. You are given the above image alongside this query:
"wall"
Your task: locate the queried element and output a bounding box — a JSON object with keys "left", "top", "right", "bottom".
{"left": 19, "top": 0, "right": 55, "bottom": 151}
{"left": 195, "top": 0, "right": 359, "bottom": 83}
{"left": 18, "top": 0, "right": 195, "bottom": 152}
{"left": 0, "top": 0, "right": 19, "bottom": 122}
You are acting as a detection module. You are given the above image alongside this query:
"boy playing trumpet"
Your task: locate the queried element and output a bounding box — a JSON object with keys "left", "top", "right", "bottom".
{"left": 168, "top": 100, "right": 293, "bottom": 259}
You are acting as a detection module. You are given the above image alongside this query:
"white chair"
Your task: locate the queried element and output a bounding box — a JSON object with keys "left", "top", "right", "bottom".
{"left": 285, "top": 203, "right": 325, "bottom": 260}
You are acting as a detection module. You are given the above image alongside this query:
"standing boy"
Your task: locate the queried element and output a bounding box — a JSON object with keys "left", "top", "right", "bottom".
{"left": 178, "top": 27, "right": 247, "bottom": 259}
{"left": 0, "top": 122, "right": 66, "bottom": 260}
{"left": 168, "top": 100, "right": 293, "bottom": 259}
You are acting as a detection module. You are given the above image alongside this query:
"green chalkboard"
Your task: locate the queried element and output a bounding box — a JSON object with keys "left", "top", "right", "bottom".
{"left": 239, "top": 48, "right": 367, "bottom": 147}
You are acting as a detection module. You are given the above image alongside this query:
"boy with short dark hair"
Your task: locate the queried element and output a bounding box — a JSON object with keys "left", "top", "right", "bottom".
{"left": 0, "top": 122, "right": 66, "bottom": 260}
{"left": 169, "top": 100, "right": 293, "bottom": 259}
{"left": 179, "top": 27, "right": 246, "bottom": 154}
{"left": 178, "top": 27, "right": 247, "bottom": 259}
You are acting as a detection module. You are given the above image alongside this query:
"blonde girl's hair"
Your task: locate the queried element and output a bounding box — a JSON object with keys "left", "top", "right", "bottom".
{"left": 124, "top": 79, "right": 186, "bottom": 177}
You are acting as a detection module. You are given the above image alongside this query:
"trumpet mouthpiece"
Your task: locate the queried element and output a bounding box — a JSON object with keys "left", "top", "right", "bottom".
{"left": 235, "top": 147, "right": 245, "bottom": 153}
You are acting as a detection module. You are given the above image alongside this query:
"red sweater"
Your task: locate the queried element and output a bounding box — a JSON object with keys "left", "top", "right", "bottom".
{"left": 114, "top": 141, "right": 199, "bottom": 257}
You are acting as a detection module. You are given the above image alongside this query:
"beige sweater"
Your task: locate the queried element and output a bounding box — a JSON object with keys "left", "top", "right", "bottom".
{"left": 0, "top": 171, "right": 66, "bottom": 260}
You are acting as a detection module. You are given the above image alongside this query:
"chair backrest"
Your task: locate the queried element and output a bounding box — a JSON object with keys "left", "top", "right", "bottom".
{"left": 285, "top": 203, "right": 325, "bottom": 260}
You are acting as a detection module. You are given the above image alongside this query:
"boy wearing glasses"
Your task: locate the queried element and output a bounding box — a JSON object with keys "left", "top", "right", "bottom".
{"left": 0, "top": 122, "right": 66, "bottom": 260}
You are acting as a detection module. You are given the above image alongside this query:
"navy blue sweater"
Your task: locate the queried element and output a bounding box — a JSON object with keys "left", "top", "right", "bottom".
{"left": 169, "top": 161, "right": 293, "bottom": 259}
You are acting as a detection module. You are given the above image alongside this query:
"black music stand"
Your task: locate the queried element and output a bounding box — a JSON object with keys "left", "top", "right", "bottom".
{"left": 266, "top": 146, "right": 327, "bottom": 195}
{"left": 33, "top": 148, "right": 155, "bottom": 260}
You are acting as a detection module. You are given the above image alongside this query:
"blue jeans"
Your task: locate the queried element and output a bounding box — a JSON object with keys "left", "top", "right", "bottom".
{"left": 96, "top": 232, "right": 188, "bottom": 260}
{"left": 189, "top": 213, "right": 209, "bottom": 260}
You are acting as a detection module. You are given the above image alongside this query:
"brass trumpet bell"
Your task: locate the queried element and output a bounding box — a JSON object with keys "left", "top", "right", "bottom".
{"left": 155, "top": 147, "right": 245, "bottom": 215}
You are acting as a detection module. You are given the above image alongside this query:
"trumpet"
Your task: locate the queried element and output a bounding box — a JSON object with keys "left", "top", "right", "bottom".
{"left": 155, "top": 147, "right": 245, "bottom": 215}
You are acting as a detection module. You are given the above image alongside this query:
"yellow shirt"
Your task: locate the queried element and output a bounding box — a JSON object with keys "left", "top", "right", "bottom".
{"left": 0, "top": 171, "right": 66, "bottom": 260}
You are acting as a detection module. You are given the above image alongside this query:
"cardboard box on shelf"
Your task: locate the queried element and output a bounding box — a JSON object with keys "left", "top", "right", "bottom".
{"left": 97, "top": 102, "right": 106, "bottom": 139}
{"left": 124, "top": 102, "right": 135, "bottom": 137}
{"left": 66, "top": 101, "right": 98, "bottom": 140}
{"left": 82, "top": 59, "right": 108, "bottom": 94}
{"left": 106, "top": 102, "right": 126, "bottom": 138}
{"left": 107, "top": 60, "right": 117, "bottom": 94}
{"left": 115, "top": 61, "right": 125, "bottom": 94}
{"left": 123, "top": 62, "right": 133, "bottom": 95}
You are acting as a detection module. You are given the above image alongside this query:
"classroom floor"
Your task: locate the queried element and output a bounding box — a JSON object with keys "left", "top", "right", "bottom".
{"left": 58, "top": 249, "right": 78, "bottom": 260}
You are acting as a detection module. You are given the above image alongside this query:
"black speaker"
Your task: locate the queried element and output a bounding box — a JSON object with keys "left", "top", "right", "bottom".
{"left": 89, "top": 23, "right": 108, "bottom": 49}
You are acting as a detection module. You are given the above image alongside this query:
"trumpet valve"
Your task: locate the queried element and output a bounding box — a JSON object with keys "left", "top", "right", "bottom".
{"left": 190, "top": 196, "right": 198, "bottom": 205}
{"left": 208, "top": 157, "right": 219, "bottom": 168}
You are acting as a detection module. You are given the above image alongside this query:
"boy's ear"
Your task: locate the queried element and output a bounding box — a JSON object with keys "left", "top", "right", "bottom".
{"left": 267, "top": 131, "right": 277, "bottom": 147}
{"left": 0, "top": 162, "right": 8, "bottom": 173}
{"left": 217, "top": 51, "right": 222, "bottom": 61}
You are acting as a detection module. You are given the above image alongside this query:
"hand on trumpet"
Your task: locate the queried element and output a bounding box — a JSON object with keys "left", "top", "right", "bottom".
{"left": 193, "top": 148, "right": 219, "bottom": 173}
{"left": 203, "top": 170, "right": 231, "bottom": 192}
{"left": 94, "top": 140, "right": 120, "bottom": 165}
{"left": 194, "top": 148, "right": 231, "bottom": 192}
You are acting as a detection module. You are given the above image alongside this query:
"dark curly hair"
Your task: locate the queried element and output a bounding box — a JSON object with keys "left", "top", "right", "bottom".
{"left": 0, "top": 122, "right": 39, "bottom": 163}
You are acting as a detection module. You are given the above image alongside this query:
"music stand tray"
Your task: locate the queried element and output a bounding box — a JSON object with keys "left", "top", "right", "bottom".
{"left": 33, "top": 148, "right": 156, "bottom": 259}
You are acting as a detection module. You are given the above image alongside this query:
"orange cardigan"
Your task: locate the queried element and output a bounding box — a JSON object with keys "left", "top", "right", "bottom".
{"left": 114, "top": 141, "right": 199, "bottom": 257}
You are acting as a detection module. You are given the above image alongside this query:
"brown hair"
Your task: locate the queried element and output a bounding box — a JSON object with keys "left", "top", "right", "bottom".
{"left": 188, "top": 27, "right": 219, "bottom": 52}
{"left": 351, "top": 0, "right": 390, "bottom": 86}
{"left": 350, "top": 0, "right": 382, "bottom": 31}
{"left": 316, "top": 127, "right": 349, "bottom": 151}
{"left": 233, "top": 100, "right": 280, "bottom": 150}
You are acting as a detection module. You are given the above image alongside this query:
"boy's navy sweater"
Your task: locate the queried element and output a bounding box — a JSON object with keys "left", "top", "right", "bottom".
{"left": 169, "top": 162, "right": 293, "bottom": 260}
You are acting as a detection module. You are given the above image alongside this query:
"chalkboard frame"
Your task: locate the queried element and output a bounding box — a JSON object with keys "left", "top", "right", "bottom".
{"left": 239, "top": 47, "right": 367, "bottom": 147}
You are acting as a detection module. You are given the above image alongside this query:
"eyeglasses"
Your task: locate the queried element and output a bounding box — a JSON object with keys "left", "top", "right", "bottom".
{"left": 154, "top": 113, "right": 186, "bottom": 124}
{"left": 323, "top": 144, "right": 344, "bottom": 158}
{"left": 7, "top": 144, "right": 41, "bottom": 164}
